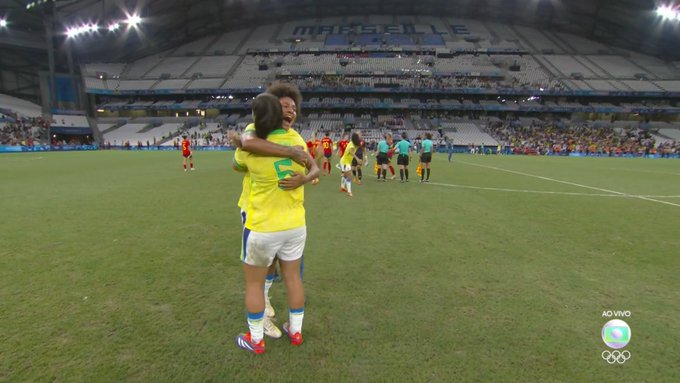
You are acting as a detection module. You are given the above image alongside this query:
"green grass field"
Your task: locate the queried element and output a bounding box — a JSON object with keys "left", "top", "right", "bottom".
{"left": 1, "top": 151, "right": 679, "bottom": 382}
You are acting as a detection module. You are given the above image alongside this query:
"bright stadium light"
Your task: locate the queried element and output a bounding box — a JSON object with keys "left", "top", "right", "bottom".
{"left": 108, "top": 22, "right": 120, "bottom": 32}
{"left": 66, "top": 27, "right": 78, "bottom": 38}
{"left": 0, "top": 18, "right": 7, "bottom": 28}
{"left": 125, "top": 14, "right": 142, "bottom": 27}
{"left": 656, "top": 5, "right": 680, "bottom": 20}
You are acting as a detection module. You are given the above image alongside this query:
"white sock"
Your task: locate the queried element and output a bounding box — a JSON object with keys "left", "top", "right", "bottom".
{"left": 264, "top": 275, "right": 274, "bottom": 302}
{"left": 247, "top": 311, "right": 264, "bottom": 343}
{"left": 289, "top": 307, "right": 304, "bottom": 334}
{"left": 345, "top": 177, "right": 352, "bottom": 193}
{"left": 341, "top": 176, "right": 345, "bottom": 189}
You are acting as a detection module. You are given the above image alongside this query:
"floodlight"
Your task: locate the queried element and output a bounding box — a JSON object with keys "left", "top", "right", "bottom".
{"left": 126, "top": 14, "right": 141, "bottom": 27}
{"left": 0, "top": 18, "right": 7, "bottom": 28}
{"left": 656, "top": 5, "right": 679, "bottom": 20}
{"left": 108, "top": 22, "right": 120, "bottom": 31}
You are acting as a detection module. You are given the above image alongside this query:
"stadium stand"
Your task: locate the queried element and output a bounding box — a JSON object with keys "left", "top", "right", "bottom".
{"left": 513, "top": 26, "right": 564, "bottom": 53}
{"left": 123, "top": 55, "right": 164, "bottom": 78}
{"left": 83, "top": 63, "right": 127, "bottom": 78}
{"left": 171, "top": 35, "right": 217, "bottom": 57}
{"left": 72, "top": 16, "right": 679, "bottom": 157}
{"left": 238, "top": 25, "right": 279, "bottom": 54}
{"left": 0, "top": 94, "right": 43, "bottom": 117}
{"left": 51, "top": 115, "right": 89, "bottom": 128}
{"left": 441, "top": 122, "right": 499, "bottom": 146}
{"left": 207, "top": 30, "right": 251, "bottom": 55}
{"left": 153, "top": 79, "right": 190, "bottom": 90}
{"left": 103, "top": 123, "right": 150, "bottom": 144}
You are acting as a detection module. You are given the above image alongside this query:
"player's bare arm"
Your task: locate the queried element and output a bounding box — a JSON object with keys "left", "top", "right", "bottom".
{"left": 241, "top": 131, "right": 307, "bottom": 165}
{"left": 228, "top": 131, "right": 243, "bottom": 148}
{"left": 278, "top": 151, "right": 320, "bottom": 190}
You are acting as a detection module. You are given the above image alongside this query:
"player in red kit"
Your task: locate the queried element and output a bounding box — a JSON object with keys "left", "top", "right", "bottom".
{"left": 306, "top": 132, "right": 322, "bottom": 184}
{"left": 306, "top": 135, "right": 316, "bottom": 159}
{"left": 181, "top": 135, "right": 194, "bottom": 171}
{"left": 321, "top": 131, "right": 333, "bottom": 175}
{"left": 335, "top": 133, "right": 349, "bottom": 172}
{"left": 386, "top": 148, "right": 396, "bottom": 179}
{"left": 338, "top": 133, "right": 349, "bottom": 157}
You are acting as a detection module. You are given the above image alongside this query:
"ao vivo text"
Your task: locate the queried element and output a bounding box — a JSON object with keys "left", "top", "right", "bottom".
{"left": 602, "top": 310, "right": 631, "bottom": 317}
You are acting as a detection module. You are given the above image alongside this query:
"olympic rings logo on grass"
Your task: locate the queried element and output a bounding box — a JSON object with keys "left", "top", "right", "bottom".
{"left": 601, "top": 350, "right": 631, "bottom": 364}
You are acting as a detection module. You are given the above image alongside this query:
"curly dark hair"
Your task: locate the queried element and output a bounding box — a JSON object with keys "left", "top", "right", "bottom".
{"left": 266, "top": 81, "right": 302, "bottom": 113}
{"left": 252, "top": 93, "right": 283, "bottom": 139}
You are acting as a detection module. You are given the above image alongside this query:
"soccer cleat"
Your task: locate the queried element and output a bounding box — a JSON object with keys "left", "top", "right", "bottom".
{"left": 340, "top": 187, "right": 347, "bottom": 193}
{"left": 312, "top": 178, "right": 320, "bottom": 185}
{"left": 264, "top": 317, "right": 282, "bottom": 338}
{"left": 265, "top": 300, "right": 276, "bottom": 318}
{"left": 356, "top": 180, "right": 362, "bottom": 185}
{"left": 235, "top": 332, "right": 265, "bottom": 354}
{"left": 347, "top": 192, "right": 353, "bottom": 197}
{"left": 390, "top": 175, "right": 396, "bottom": 180}
{"left": 282, "top": 322, "right": 303, "bottom": 346}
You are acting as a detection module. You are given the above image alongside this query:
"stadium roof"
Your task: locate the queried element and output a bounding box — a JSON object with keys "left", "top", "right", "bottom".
{"left": 1, "top": 0, "right": 678, "bottom": 60}
{"left": 0, "top": 0, "right": 679, "bottom": 102}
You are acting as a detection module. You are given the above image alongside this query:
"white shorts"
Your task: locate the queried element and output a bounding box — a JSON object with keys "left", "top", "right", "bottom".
{"left": 242, "top": 226, "right": 306, "bottom": 267}
{"left": 341, "top": 163, "right": 352, "bottom": 172}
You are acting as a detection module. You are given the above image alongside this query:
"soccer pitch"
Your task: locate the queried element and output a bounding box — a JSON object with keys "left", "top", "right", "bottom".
{"left": 1, "top": 151, "right": 679, "bottom": 382}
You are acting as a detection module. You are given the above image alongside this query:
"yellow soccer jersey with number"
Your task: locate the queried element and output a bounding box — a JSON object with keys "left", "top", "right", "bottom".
{"left": 340, "top": 141, "right": 356, "bottom": 166}
{"left": 234, "top": 124, "right": 256, "bottom": 211}
{"left": 234, "top": 128, "right": 308, "bottom": 232}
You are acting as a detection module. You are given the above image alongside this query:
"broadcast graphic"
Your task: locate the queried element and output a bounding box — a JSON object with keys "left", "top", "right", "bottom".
{"left": 601, "top": 313, "right": 632, "bottom": 364}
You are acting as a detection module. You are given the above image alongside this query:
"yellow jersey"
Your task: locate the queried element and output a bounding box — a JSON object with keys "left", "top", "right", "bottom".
{"left": 234, "top": 128, "right": 308, "bottom": 232}
{"left": 234, "top": 124, "right": 256, "bottom": 211}
{"left": 340, "top": 142, "right": 356, "bottom": 166}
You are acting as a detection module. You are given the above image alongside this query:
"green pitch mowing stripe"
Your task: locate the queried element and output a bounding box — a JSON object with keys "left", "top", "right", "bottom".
{"left": 1, "top": 151, "right": 678, "bottom": 382}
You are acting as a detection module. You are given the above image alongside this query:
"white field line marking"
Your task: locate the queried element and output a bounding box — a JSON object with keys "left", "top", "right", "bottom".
{"left": 638, "top": 195, "right": 680, "bottom": 198}
{"left": 605, "top": 167, "right": 680, "bottom": 177}
{"left": 427, "top": 182, "right": 680, "bottom": 199}
{"left": 426, "top": 182, "right": 627, "bottom": 197}
{"left": 457, "top": 160, "right": 680, "bottom": 208}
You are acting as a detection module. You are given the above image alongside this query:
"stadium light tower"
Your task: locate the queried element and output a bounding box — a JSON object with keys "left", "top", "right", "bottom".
{"left": 125, "top": 13, "right": 142, "bottom": 27}
{"left": 0, "top": 18, "right": 7, "bottom": 28}
{"left": 656, "top": 4, "right": 680, "bottom": 21}
{"left": 66, "top": 27, "right": 78, "bottom": 38}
